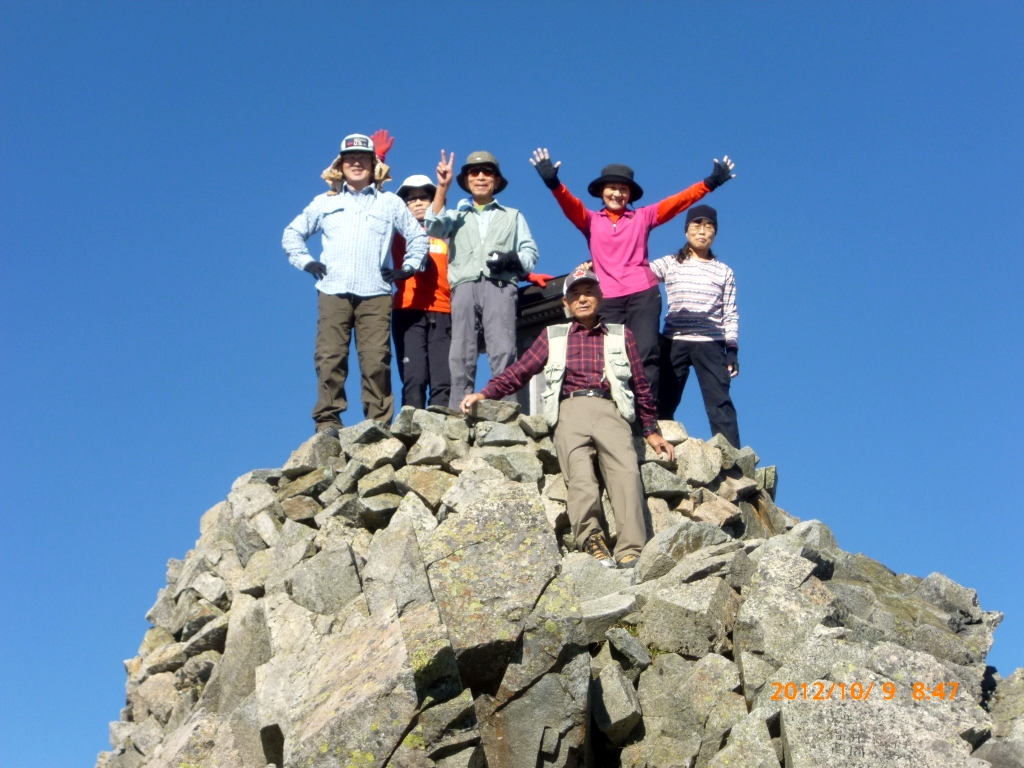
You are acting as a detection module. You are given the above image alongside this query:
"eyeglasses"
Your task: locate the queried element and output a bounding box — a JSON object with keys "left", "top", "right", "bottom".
{"left": 404, "top": 194, "right": 431, "bottom": 203}
{"left": 467, "top": 167, "right": 496, "bottom": 177}
{"left": 687, "top": 221, "right": 716, "bottom": 232}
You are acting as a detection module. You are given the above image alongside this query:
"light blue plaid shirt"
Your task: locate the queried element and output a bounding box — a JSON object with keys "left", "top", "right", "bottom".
{"left": 282, "top": 183, "right": 428, "bottom": 297}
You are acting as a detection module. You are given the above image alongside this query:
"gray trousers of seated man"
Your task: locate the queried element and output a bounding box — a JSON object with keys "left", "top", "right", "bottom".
{"left": 448, "top": 278, "right": 518, "bottom": 409}
{"left": 553, "top": 397, "right": 648, "bottom": 559}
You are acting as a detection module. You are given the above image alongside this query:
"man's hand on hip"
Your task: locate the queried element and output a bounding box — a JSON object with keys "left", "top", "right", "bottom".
{"left": 304, "top": 261, "right": 328, "bottom": 279}
{"left": 647, "top": 433, "right": 675, "bottom": 462}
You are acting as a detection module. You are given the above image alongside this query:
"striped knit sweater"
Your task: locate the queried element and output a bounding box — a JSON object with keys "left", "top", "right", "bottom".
{"left": 649, "top": 253, "right": 738, "bottom": 348}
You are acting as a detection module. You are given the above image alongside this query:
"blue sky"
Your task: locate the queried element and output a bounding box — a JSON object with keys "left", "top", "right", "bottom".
{"left": 1, "top": 2, "right": 1022, "bottom": 765}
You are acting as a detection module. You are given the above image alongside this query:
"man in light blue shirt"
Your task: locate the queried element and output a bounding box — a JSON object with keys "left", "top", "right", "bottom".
{"left": 425, "top": 150, "right": 540, "bottom": 408}
{"left": 282, "top": 133, "right": 428, "bottom": 433}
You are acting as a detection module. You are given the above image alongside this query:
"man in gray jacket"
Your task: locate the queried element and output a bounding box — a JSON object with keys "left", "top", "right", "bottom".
{"left": 425, "top": 150, "right": 539, "bottom": 409}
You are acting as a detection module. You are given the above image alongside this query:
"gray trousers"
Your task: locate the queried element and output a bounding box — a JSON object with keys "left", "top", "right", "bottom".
{"left": 553, "top": 397, "right": 648, "bottom": 559}
{"left": 448, "top": 278, "right": 518, "bottom": 408}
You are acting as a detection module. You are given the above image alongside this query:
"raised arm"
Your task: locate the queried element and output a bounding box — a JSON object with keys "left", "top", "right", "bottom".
{"left": 531, "top": 148, "right": 589, "bottom": 233}
{"left": 425, "top": 150, "right": 456, "bottom": 238}
{"left": 654, "top": 156, "right": 736, "bottom": 225}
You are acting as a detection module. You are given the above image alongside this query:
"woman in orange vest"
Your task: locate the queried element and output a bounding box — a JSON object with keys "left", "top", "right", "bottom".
{"left": 385, "top": 175, "right": 453, "bottom": 409}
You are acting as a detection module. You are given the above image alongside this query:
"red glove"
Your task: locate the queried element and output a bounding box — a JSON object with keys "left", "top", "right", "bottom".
{"left": 525, "top": 273, "right": 554, "bottom": 288}
{"left": 371, "top": 129, "right": 394, "bottom": 161}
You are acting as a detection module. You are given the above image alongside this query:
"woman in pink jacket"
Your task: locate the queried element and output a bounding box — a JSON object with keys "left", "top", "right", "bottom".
{"left": 531, "top": 148, "right": 734, "bottom": 396}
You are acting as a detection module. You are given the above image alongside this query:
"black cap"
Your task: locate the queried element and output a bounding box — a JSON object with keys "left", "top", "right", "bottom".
{"left": 685, "top": 204, "right": 718, "bottom": 231}
{"left": 587, "top": 164, "right": 644, "bottom": 202}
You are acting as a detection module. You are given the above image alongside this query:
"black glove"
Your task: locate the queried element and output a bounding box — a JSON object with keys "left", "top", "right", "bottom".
{"left": 704, "top": 158, "right": 735, "bottom": 191}
{"left": 304, "top": 261, "right": 328, "bottom": 279}
{"left": 486, "top": 250, "right": 521, "bottom": 274}
{"left": 380, "top": 265, "right": 414, "bottom": 284}
{"left": 533, "top": 156, "right": 561, "bottom": 190}
{"left": 725, "top": 348, "right": 739, "bottom": 376}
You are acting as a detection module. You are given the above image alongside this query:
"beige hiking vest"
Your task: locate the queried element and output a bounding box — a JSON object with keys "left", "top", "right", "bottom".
{"left": 540, "top": 323, "right": 636, "bottom": 427}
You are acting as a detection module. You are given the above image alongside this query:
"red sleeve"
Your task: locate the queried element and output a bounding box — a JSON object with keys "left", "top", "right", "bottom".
{"left": 391, "top": 232, "right": 406, "bottom": 268}
{"left": 479, "top": 329, "right": 549, "bottom": 400}
{"left": 655, "top": 181, "right": 711, "bottom": 226}
{"left": 623, "top": 328, "right": 659, "bottom": 436}
{"left": 552, "top": 184, "right": 591, "bottom": 233}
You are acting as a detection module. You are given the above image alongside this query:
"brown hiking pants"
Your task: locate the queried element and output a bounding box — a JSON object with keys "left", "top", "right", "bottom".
{"left": 312, "top": 292, "right": 393, "bottom": 425}
{"left": 553, "top": 397, "right": 648, "bottom": 559}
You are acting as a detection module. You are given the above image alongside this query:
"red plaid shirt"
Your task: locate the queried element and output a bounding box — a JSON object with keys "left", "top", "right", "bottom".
{"left": 479, "top": 321, "right": 659, "bottom": 435}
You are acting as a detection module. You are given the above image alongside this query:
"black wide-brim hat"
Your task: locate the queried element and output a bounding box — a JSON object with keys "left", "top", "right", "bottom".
{"left": 457, "top": 151, "right": 508, "bottom": 195}
{"left": 587, "top": 163, "right": 644, "bottom": 202}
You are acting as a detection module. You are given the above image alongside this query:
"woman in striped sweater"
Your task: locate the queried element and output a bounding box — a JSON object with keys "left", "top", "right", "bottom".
{"left": 649, "top": 205, "right": 741, "bottom": 447}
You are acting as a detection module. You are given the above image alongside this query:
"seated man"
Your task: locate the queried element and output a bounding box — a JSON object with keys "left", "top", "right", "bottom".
{"left": 460, "top": 268, "right": 674, "bottom": 568}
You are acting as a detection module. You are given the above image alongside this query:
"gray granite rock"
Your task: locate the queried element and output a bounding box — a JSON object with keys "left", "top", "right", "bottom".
{"left": 195, "top": 594, "right": 271, "bottom": 717}
{"left": 639, "top": 576, "right": 739, "bottom": 657}
{"left": 347, "top": 436, "right": 407, "bottom": 470}
{"left": 691, "top": 490, "right": 743, "bottom": 527}
{"left": 276, "top": 465, "right": 334, "bottom": 501}
{"left": 392, "top": 406, "right": 446, "bottom": 444}
{"left": 677, "top": 438, "right": 724, "bottom": 486}
{"left": 407, "top": 430, "right": 450, "bottom": 466}
{"left": 708, "top": 712, "right": 781, "bottom": 768}
{"left": 470, "top": 446, "right": 544, "bottom": 485}
{"left": 390, "top": 492, "right": 438, "bottom": 543}
{"left": 279, "top": 495, "right": 320, "bottom": 523}
{"left": 518, "top": 413, "right": 551, "bottom": 438}
{"left": 755, "top": 465, "right": 778, "bottom": 499}
{"left": 475, "top": 420, "right": 529, "bottom": 446}
{"left": 356, "top": 463, "right": 397, "bottom": 497}
{"left": 581, "top": 593, "right": 638, "bottom": 643}
{"left": 561, "top": 552, "right": 634, "bottom": 601}
{"left": 715, "top": 474, "right": 760, "bottom": 503}
{"left": 634, "top": 519, "right": 731, "bottom": 583}
{"left": 641, "top": 462, "right": 691, "bottom": 498}
{"left": 287, "top": 546, "right": 362, "bottom": 615}
{"left": 593, "top": 661, "right": 642, "bottom": 746}
{"left": 255, "top": 602, "right": 418, "bottom": 767}
{"left": 337, "top": 418, "right": 392, "bottom": 449}
{"left": 282, "top": 432, "right": 341, "bottom": 478}
{"left": 657, "top": 419, "right": 689, "bottom": 444}
{"left": 478, "top": 651, "right": 589, "bottom": 768}
{"left": 361, "top": 518, "right": 433, "bottom": 617}
{"left": 422, "top": 484, "right": 561, "bottom": 690}
{"left": 467, "top": 399, "right": 521, "bottom": 423}
{"left": 606, "top": 627, "right": 652, "bottom": 673}
{"left": 394, "top": 465, "right": 457, "bottom": 510}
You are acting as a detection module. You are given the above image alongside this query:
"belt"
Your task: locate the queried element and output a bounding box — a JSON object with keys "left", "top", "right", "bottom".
{"left": 564, "top": 388, "right": 612, "bottom": 401}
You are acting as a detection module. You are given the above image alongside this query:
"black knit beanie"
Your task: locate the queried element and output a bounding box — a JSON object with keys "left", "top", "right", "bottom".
{"left": 685, "top": 204, "right": 718, "bottom": 231}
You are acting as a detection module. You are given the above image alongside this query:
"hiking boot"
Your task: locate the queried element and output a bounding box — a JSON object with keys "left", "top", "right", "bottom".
{"left": 616, "top": 554, "right": 639, "bottom": 570}
{"left": 315, "top": 422, "right": 340, "bottom": 439}
{"left": 582, "top": 531, "right": 614, "bottom": 568}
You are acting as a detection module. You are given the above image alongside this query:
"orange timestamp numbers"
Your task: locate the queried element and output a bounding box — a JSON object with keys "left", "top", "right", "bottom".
{"left": 770, "top": 681, "right": 960, "bottom": 702}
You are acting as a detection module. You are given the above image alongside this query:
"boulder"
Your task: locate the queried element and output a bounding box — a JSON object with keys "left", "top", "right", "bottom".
{"left": 347, "top": 437, "right": 407, "bottom": 470}
{"left": 470, "top": 447, "right": 544, "bottom": 485}
{"left": 422, "top": 484, "right": 561, "bottom": 690}
{"left": 337, "top": 418, "right": 392, "bottom": 449}
{"left": 389, "top": 492, "right": 438, "bottom": 544}
{"left": 639, "top": 576, "right": 740, "bottom": 656}
{"left": 641, "top": 463, "right": 691, "bottom": 499}
{"left": 677, "top": 439, "right": 723, "bottom": 486}
{"left": 287, "top": 546, "right": 362, "bottom": 615}
{"left": 407, "top": 431, "right": 450, "bottom": 466}
{"left": 475, "top": 420, "right": 529, "bottom": 446}
{"left": 634, "top": 520, "right": 731, "bottom": 584}
{"left": 356, "top": 463, "right": 397, "bottom": 497}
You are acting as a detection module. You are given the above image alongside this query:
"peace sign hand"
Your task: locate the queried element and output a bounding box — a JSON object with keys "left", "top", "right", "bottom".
{"left": 437, "top": 150, "right": 455, "bottom": 190}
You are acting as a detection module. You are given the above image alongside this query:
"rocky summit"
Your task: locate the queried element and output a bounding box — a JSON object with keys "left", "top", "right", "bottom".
{"left": 98, "top": 405, "right": 1022, "bottom": 768}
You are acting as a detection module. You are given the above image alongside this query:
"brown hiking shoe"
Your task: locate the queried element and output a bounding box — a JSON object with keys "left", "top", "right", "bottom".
{"left": 616, "top": 554, "right": 639, "bottom": 570}
{"left": 582, "top": 531, "right": 614, "bottom": 568}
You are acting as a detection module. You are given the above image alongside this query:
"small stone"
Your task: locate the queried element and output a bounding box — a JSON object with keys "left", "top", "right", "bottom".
{"left": 543, "top": 473, "right": 568, "bottom": 503}
{"left": 352, "top": 493, "right": 404, "bottom": 530}
{"left": 735, "top": 446, "right": 760, "bottom": 478}
{"left": 143, "top": 643, "right": 187, "bottom": 675}
{"left": 182, "top": 614, "right": 228, "bottom": 656}
{"left": 715, "top": 474, "right": 760, "bottom": 502}
{"left": 443, "top": 415, "right": 471, "bottom": 442}
{"left": 471, "top": 447, "right": 544, "bottom": 485}
{"left": 690, "top": 490, "right": 743, "bottom": 527}
{"left": 606, "top": 627, "right": 652, "bottom": 671}
{"left": 250, "top": 508, "right": 283, "bottom": 548}
{"left": 648, "top": 497, "right": 684, "bottom": 535}
{"left": 634, "top": 520, "right": 731, "bottom": 583}
{"left": 138, "top": 627, "right": 175, "bottom": 658}
{"left": 392, "top": 407, "right": 446, "bottom": 443}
